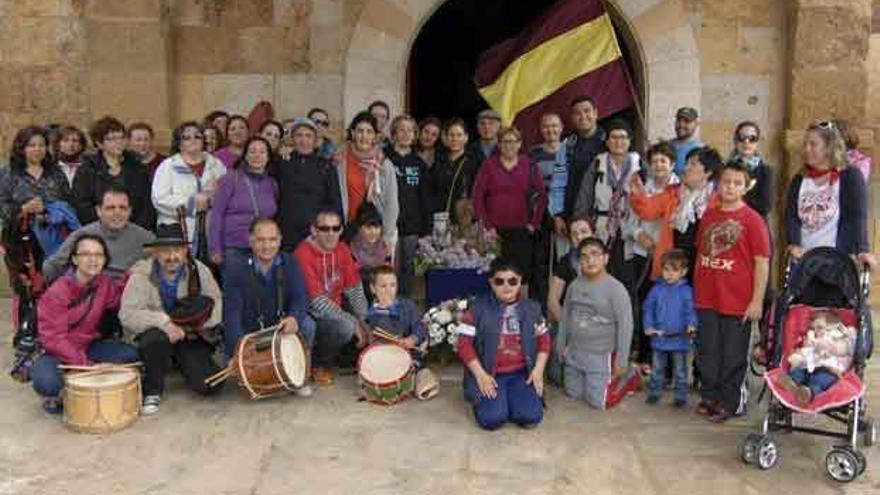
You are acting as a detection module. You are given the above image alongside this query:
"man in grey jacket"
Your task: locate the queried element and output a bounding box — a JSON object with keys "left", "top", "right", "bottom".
{"left": 42, "top": 187, "right": 154, "bottom": 283}
{"left": 558, "top": 237, "right": 638, "bottom": 409}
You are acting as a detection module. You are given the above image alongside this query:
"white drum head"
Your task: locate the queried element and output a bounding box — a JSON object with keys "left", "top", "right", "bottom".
{"left": 67, "top": 369, "right": 137, "bottom": 388}
{"left": 278, "top": 333, "right": 307, "bottom": 387}
{"left": 359, "top": 344, "right": 412, "bottom": 384}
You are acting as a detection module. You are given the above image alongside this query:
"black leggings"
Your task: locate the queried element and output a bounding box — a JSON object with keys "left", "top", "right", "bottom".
{"left": 137, "top": 328, "right": 224, "bottom": 396}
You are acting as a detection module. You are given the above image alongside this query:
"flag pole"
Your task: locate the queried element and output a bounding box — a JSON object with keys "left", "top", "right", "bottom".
{"left": 599, "top": 0, "right": 649, "bottom": 149}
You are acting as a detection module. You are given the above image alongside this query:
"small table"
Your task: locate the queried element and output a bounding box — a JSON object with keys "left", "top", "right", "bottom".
{"left": 425, "top": 268, "right": 490, "bottom": 306}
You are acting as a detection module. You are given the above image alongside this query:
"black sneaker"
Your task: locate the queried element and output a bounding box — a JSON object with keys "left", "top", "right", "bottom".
{"left": 645, "top": 395, "right": 660, "bottom": 405}
{"left": 41, "top": 397, "right": 62, "bottom": 415}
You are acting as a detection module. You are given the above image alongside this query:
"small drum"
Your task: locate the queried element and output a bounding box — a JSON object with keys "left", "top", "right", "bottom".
{"left": 358, "top": 343, "right": 415, "bottom": 405}
{"left": 234, "top": 327, "right": 309, "bottom": 399}
{"left": 63, "top": 369, "right": 141, "bottom": 434}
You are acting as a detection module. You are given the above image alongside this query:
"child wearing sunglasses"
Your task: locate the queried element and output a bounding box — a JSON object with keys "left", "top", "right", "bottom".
{"left": 557, "top": 237, "right": 638, "bottom": 410}
{"left": 457, "top": 258, "right": 550, "bottom": 430}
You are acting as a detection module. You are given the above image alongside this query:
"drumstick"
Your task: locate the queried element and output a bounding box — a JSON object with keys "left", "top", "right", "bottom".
{"left": 204, "top": 366, "right": 233, "bottom": 386}
{"left": 371, "top": 328, "right": 403, "bottom": 344}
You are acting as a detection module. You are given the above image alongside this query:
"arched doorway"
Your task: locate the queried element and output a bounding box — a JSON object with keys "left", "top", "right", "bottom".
{"left": 406, "top": 0, "right": 646, "bottom": 146}
{"left": 342, "top": 0, "right": 702, "bottom": 143}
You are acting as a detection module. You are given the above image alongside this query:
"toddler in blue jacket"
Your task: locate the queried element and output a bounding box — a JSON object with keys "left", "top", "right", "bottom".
{"left": 643, "top": 249, "right": 698, "bottom": 406}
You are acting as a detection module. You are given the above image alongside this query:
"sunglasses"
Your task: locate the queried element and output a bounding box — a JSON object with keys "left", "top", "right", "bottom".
{"left": 181, "top": 133, "right": 204, "bottom": 141}
{"left": 735, "top": 134, "right": 759, "bottom": 143}
{"left": 312, "top": 119, "right": 330, "bottom": 128}
{"left": 816, "top": 120, "right": 836, "bottom": 130}
{"left": 491, "top": 276, "right": 521, "bottom": 287}
{"left": 315, "top": 224, "right": 343, "bottom": 233}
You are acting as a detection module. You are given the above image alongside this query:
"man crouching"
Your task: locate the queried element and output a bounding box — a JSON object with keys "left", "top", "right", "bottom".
{"left": 119, "top": 223, "right": 224, "bottom": 415}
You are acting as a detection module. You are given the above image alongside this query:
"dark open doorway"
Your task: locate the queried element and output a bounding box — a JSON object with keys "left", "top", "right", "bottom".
{"left": 407, "top": 0, "right": 644, "bottom": 146}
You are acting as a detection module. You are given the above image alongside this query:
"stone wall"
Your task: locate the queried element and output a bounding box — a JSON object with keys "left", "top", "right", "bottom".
{"left": 169, "top": 0, "right": 363, "bottom": 144}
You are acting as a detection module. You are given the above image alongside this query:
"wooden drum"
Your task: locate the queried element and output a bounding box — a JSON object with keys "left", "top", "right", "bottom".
{"left": 63, "top": 369, "right": 141, "bottom": 434}
{"left": 234, "top": 327, "right": 309, "bottom": 399}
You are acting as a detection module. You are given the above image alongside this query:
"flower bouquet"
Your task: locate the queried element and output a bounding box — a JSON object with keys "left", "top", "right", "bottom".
{"left": 414, "top": 220, "right": 501, "bottom": 276}
{"left": 422, "top": 298, "right": 470, "bottom": 365}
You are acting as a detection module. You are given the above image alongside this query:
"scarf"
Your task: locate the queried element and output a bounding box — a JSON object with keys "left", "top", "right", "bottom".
{"left": 730, "top": 152, "right": 762, "bottom": 172}
{"left": 673, "top": 181, "right": 714, "bottom": 234}
{"left": 347, "top": 147, "right": 383, "bottom": 199}
{"left": 805, "top": 165, "right": 840, "bottom": 185}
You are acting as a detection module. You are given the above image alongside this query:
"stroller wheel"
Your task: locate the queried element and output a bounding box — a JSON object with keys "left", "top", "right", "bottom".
{"left": 755, "top": 437, "right": 778, "bottom": 470}
{"left": 825, "top": 447, "right": 860, "bottom": 482}
{"left": 738, "top": 434, "right": 762, "bottom": 464}
{"left": 862, "top": 416, "right": 876, "bottom": 447}
{"left": 855, "top": 450, "right": 866, "bottom": 476}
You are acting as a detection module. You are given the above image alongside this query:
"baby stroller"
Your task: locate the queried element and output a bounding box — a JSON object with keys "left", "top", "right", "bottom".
{"left": 739, "top": 247, "right": 874, "bottom": 482}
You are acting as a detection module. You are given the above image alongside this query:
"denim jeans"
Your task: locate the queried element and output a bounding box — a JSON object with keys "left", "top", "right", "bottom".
{"left": 31, "top": 340, "right": 140, "bottom": 398}
{"left": 648, "top": 350, "right": 689, "bottom": 401}
{"left": 789, "top": 366, "right": 839, "bottom": 397}
{"left": 473, "top": 370, "right": 543, "bottom": 431}
{"left": 312, "top": 317, "right": 356, "bottom": 367}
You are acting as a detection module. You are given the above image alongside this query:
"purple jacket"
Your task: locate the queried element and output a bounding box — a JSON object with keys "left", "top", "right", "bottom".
{"left": 209, "top": 170, "right": 278, "bottom": 256}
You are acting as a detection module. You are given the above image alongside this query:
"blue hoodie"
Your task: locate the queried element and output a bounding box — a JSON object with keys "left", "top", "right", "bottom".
{"left": 642, "top": 278, "right": 698, "bottom": 352}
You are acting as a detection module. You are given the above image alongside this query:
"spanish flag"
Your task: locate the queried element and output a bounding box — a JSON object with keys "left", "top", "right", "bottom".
{"left": 474, "top": 0, "right": 635, "bottom": 145}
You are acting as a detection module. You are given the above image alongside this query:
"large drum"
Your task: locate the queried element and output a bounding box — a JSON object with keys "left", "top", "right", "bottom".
{"left": 358, "top": 343, "right": 414, "bottom": 405}
{"left": 234, "top": 327, "right": 309, "bottom": 399}
{"left": 63, "top": 368, "right": 141, "bottom": 434}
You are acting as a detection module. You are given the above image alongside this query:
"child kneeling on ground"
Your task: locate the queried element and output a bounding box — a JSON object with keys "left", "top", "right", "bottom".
{"left": 779, "top": 309, "right": 855, "bottom": 407}
{"left": 557, "top": 237, "right": 639, "bottom": 410}
{"left": 457, "top": 258, "right": 550, "bottom": 430}
{"left": 365, "top": 265, "right": 438, "bottom": 400}
{"left": 643, "top": 249, "right": 698, "bottom": 407}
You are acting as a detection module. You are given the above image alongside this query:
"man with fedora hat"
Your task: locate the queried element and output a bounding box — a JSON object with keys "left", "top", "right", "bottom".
{"left": 119, "top": 223, "right": 224, "bottom": 415}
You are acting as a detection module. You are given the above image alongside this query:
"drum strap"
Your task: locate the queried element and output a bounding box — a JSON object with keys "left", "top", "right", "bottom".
{"left": 248, "top": 256, "right": 286, "bottom": 330}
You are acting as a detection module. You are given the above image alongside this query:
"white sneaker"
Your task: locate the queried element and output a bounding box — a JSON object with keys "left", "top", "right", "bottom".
{"left": 294, "top": 385, "right": 313, "bottom": 398}
{"left": 142, "top": 395, "right": 161, "bottom": 415}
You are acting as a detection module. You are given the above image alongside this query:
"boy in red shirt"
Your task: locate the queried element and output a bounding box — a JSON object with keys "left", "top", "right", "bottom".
{"left": 694, "top": 161, "right": 770, "bottom": 423}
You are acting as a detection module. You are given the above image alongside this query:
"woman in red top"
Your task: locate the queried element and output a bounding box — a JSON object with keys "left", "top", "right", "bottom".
{"left": 473, "top": 127, "right": 547, "bottom": 292}
{"left": 31, "top": 234, "right": 138, "bottom": 414}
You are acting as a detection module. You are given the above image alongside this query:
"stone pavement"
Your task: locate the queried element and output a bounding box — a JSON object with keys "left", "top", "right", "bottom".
{"left": 0, "top": 299, "right": 877, "bottom": 495}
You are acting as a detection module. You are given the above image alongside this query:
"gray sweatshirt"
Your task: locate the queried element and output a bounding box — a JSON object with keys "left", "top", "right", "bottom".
{"left": 42, "top": 221, "right": 155, "bottom": 283}
{"left": 558, "top": 273, "right": 633, "bottom": 370}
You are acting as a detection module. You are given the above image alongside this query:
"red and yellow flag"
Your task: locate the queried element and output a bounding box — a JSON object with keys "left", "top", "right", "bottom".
{"left": 474, "top": 0, "right": 635, "bottom": 145}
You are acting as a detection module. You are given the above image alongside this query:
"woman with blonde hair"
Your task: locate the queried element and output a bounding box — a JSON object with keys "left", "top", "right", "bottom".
{"left": 784, "top": 121, "right": 873, "bottom": 267}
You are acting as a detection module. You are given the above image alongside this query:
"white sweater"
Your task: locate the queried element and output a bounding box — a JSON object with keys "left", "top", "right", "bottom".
{"left": 151, "top": 152, "right": 226, "bottom": 244}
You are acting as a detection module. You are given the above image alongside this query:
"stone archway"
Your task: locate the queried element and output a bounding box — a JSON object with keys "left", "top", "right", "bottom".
{"left": 342, "top": 0, "right": 702, "bottom": 141}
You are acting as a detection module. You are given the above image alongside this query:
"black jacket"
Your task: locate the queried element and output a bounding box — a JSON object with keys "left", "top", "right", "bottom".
{"left": 387, "top": 149, "right": 432, "bottom": 236}
{"left": 430, "top": 150, "right": 480, "bottom": 215}
{"left": 274, "top": 152, "right": 343, "bottom": 249}
{"left": 73, "top": 151, "right": 155, "bottom": 230}
{"left": 744, "top": 160, "right": 773, "bottom": 218}
{"left": 562, "top": 128, "right": 606, "bottom": 219}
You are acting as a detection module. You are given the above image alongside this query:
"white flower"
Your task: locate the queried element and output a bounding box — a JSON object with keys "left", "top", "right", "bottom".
{"left": 435, "top": 309, "right": 453, "bottom": 325}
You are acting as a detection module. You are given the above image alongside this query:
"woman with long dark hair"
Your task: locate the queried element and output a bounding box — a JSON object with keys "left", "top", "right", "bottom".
{"left": 214, "top": 115, "right": 250, "bottom": 170}
{"left": 209, "top": 136, "right": 278, "bottom": 270}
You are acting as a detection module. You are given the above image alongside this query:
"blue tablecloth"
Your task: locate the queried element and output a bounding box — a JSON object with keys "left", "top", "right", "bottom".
{"left": 425, "top": 268, "right": 490, "bottom": 306}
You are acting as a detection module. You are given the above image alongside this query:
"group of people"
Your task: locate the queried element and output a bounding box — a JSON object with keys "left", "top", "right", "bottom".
{"left": 1, "top": 95, "right": 873, "bottom": 431}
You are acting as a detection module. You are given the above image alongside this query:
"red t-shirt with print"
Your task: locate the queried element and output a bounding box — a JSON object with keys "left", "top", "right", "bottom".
{"left": 694, "top": 204, "right": 771, "bottom": 316}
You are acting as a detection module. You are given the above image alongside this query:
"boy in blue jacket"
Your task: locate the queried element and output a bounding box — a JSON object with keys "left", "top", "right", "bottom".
{"left": 364, "top": 265, "right": 427, "bottom": 358}
{"left": 643, "top": 249, "right": 698, "bottom": 406}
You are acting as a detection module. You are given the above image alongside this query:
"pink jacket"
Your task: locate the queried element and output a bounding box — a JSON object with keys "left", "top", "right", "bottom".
{"left": 37, "top": 272, "right": 127, "bottom": 365}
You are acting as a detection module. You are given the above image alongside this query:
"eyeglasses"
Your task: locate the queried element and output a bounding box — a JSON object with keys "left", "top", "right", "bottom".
{"left": 312, "top": 119, "right": 330, "bottom": 128}
{"left": 491, "top": 276, "right": 521, "bottom": 287}
{"left": 75, "top": 252, "right": 106, "bottom": 259}
{"left": 315, "top": 224, "right": 343, "bottom": 233}
{"left": 181, "top": 134, "right": 204, "bottom": 141}
{"left": 735, "top": 134, "right": 759, "bottom": 143}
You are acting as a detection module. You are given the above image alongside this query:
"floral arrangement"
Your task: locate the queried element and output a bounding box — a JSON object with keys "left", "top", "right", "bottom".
{"left": 423, "top": 298, "right": 470, "bottom": 349}
{"left": 414, "top": 222, "right": 501, "bottom": 276}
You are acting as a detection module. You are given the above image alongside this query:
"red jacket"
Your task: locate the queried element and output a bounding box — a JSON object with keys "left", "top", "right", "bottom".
{"left": 293, "top": 239, "right": 361, "bottom": 306}
{"left": 473, "top": 154, "right": 547, "bottom": 230}
{"left": 37, "top": 272, "right": 127, "bottom": 365}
